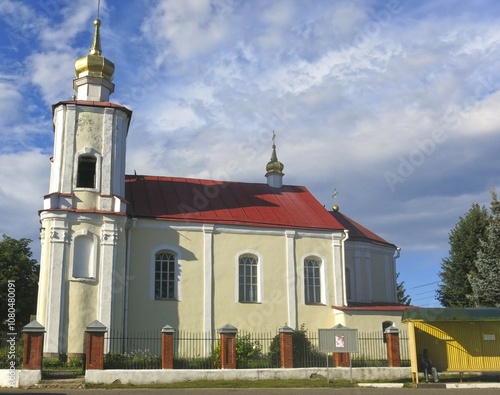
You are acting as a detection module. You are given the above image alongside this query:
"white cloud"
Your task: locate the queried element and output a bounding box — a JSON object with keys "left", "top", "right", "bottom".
{"left": 0, "top": 150, "right": 48, "bottom": 254}
{"left": 255, "top": 0, "right": 296, "bottom": 50}
{"left": 27, "top": 52, "right": 75, "bottom": 105}
{"left": 39, "top": 5, "right": 94, "bottom": 52}
{"left": 141, "top": 0, "right": 231, "bottom": 62}
{"left": 0, "top": 78, "right": 23, "bottom": 128}
{"left": 454, "top": 91, "right": 500, "bottom": 136}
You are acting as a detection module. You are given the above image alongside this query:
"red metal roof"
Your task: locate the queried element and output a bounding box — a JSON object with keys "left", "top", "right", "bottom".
{"left": 125, "top": 175, "right": 345, "bottom": 231}
{"left": 330, "top": 210, "right": 395, "bottom": 247}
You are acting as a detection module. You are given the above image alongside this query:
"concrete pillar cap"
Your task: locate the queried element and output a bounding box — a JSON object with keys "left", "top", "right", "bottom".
{"left": 162, "top": 324, "right": 175, "bottom": 333}
{"left": 86, "top": 320, "right": 107, "bottom": 333}
{"left": 384, "top": 324, "right": 399, "bottom": 334}
{"left": 218, "top": 324, "right": 238, "bottom": 334}
{"left": 22, "top": 320, "right": 46, "bottom": 333}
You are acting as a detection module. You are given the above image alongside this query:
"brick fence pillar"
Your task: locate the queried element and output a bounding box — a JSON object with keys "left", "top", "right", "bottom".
{"left": 85, "top": 320, "right": 107, "bottom": 370}
{"left": 385, "top": 325, "right": 401, "bottom": 367}
{"left": 161, "top": 324, "right": 175, "bottom": 369}
{"left": 218, "top": 324, "right": 237, "bottom": 369}
{"left": 279, "top": 325, "right": 294, "bottom": 368}
{"left": 333, "top": 352, "right": 350, "bottom": 367}
{"left": 22, "top": 320, "right": 45, "bottom": 370}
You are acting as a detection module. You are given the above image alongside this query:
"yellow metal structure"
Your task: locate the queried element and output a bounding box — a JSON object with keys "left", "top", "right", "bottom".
{"left": 402, "top": 308, "right": 500, "bottom": 383}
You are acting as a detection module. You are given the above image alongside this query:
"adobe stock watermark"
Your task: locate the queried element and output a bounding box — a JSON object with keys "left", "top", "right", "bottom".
{"left": 6, "top": 280, "right": 17, "bottom": 387}
{"left": 338, "top": 0, "right": 402, "bottom": 61}
{"left": 384, "top": 129, "right": 447, "bottom": 192}
{"left": 384, "top": 73, "right": 495, "bottom": 192}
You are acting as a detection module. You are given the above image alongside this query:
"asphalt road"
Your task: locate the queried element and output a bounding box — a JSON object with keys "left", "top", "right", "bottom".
{"left": 2, "top": 388, "right": 500, "bottom": 395}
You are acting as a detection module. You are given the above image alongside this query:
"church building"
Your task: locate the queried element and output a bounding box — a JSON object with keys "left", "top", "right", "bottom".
{"left": 36, "top": 19, "right": 402, "bottom": 359}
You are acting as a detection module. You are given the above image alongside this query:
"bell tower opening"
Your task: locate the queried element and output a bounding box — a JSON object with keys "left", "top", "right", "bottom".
{"left": 77, "top": 155, "right": 97, "bottom": 188}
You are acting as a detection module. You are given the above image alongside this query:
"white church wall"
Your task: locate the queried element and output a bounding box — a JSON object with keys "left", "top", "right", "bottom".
{"left": 332, "top": 309, "right": 409, "bottom": 333}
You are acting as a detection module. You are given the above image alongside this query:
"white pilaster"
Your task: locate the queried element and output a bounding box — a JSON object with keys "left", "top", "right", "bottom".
{"left": 332, "top": 233, "right": 345, "bottom": 306}
{"left": 285, "top": 230, "right": 297, "bottom": 329}
{"left": 98, "top": 219, "right": 119, "bottom": 332}
{"left": 42, "top": 216, "right": 69, "bottom": 355}
{"left": 203, "top": 225, "right": 215, "bottom": 334}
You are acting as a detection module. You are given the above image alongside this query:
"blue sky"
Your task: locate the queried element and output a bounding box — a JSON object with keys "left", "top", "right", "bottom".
{"left": 2, "top": 0, "right": 500, "bottom": 307}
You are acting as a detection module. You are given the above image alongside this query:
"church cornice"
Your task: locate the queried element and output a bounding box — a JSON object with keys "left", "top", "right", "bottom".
{"left": 53, "top": 100, "right": 132, "bottom": 117}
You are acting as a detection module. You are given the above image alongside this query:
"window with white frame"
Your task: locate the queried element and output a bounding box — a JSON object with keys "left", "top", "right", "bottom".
{"left": 238, "top": 255, "right": 258, "bottom": 303}
{"left": 304, "top": 257, "right": 322, "bottom": 304}
{"left": 155, "top": 251, "right": 176, "bottom": 300}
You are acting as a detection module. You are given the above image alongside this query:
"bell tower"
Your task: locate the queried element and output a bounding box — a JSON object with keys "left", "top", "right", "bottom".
{"left": 36, "top": 17, "right": 132, "bottom": 359}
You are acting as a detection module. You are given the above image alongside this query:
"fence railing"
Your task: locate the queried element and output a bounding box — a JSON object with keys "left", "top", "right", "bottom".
{"left": 0, "top": 331, "right": 23, "bottom": 370}
{"left": 102, "top": 329, "right": 409, "bottom": 370}
{"left": 174, "top": 330, "right": 219, "bottom": 369}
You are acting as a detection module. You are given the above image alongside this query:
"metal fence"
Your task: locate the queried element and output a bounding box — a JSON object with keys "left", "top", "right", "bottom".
{"left": 0, "top": 331, "right": 23, "bottom": 369}
{"left": 102, "top": 329, "right": 410, "bottom": 369}
{"left": 174, "top": 330, "right": 219, "bottom": 369}
{"left": 105, "top": 330, "right": 162, "bottom": 369}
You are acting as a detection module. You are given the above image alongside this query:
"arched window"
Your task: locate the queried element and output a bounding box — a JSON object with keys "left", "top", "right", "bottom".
{"left": 304, "top": 257, "right": 322, "bottom": 304}
{"left": 76, "top": 155, "right": 97, "bottom": 188}
{"left": 238, "top": 255, "right": 258, "bottom": 303}
{"left": 382, "top": 320, "right": 393, "bottom": 343}
{"left": 155, "top": 251, "right": 177, "bottom": 300}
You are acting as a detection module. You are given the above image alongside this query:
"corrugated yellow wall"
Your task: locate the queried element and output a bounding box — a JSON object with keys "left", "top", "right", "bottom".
{"left": 415, "top": 322, "right": 500, "bottom": 371}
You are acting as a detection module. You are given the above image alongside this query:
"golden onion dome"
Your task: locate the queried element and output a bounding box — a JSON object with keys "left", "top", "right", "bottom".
{"left": 265, "top": 144, "right": 284, "bottom": 175}
{"left": 74, "top": 19, "right": 115, "bottom": 81}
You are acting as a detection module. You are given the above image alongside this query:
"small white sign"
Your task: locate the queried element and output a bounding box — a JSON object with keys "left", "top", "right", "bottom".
{"left": 483, "top": 333, "right": 496, "bottom": 341}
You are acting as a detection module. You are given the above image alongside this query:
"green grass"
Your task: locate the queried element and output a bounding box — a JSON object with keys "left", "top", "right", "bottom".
{"left": 86, "top": 378, "right": 358, "bottom": 389}
{"left": 85, "top": 373, "right": 500, "bottom": 390}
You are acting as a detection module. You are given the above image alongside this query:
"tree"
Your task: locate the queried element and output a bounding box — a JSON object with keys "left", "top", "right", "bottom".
{"left": 0, "top": 235, "right": 39, "bottom": 329}
{"left": 437, "top": 203, "right": 489, "bottom": 307}
{"left": 468, "top": 189, "right": 500, "bottom": 307}
{"left": 396, "top": 272, "right": 412, "bottom": 305}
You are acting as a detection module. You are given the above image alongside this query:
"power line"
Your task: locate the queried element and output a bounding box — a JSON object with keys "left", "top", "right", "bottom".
{"left": 409, "top": 281, "right": 439, "bottom": 290}
{"left": 413, "top": 289, "right": 436, "bottom": 297}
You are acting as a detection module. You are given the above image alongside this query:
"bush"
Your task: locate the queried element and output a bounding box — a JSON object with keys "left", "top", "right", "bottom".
{"left": 174, "top": 356, "right": 217, "bottom": 369}
{"left": 269, "top": 324, "right": 325, "bottom": 367}
{"left": 104, "top": 350, "right": 161, "bottom": 369}
{"left": 0, "top": 345, "right": 23, "bottom": 369}
{"left": 210, "top": 334, "right": 276, "bottom": 369}
{"left": 43, "top": 358, "right": 65, "bottom": 369}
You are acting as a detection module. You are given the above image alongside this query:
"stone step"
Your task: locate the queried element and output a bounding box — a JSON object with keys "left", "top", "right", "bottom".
{"left": 35, "top": 377, "right": 85, "bottom": 389}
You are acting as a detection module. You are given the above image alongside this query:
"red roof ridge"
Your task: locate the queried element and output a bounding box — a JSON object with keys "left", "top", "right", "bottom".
{"left": 125, "top": 173, "right": 308, "bottom": 189}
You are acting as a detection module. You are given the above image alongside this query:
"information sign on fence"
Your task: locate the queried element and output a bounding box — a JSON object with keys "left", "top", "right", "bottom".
{"left": 318, "top": 324, "right": 359, "bottom": 353}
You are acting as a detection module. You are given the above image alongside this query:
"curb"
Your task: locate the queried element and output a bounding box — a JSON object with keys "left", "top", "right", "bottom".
{"left": 445, "top": 383, "right": 500, "bottom": 389}
{"left": 358, "top": 383, "right": 404, "bottom": 388}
